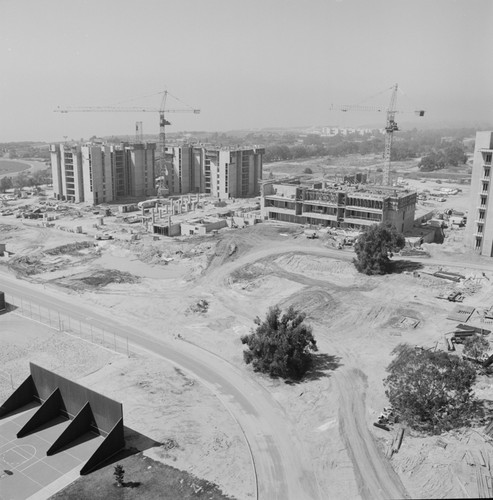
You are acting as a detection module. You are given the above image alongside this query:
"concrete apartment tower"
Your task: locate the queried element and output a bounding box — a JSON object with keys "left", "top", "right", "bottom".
{"left": 465, "top": 131, "right": 493, "bottom": 256}
{"left": 165, "top": 145, "right": 264, "bottom": 198}
{"left": 50, "top": 142, "right": 156, "bottom": 204}
{"left": 50, "top": 144, "right": 84, "bottom": 202}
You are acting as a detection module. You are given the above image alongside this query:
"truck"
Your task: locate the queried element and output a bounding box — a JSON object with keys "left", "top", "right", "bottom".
{"left": 449, "top": 216, "right": 465, "bottom": 227}
{"left": 94, "top": 233, "right": 113, "bottom": 241}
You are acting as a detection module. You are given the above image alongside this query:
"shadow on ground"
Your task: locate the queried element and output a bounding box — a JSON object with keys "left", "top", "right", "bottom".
{"left": 390, "top": 260, "right": 424, "bottom": 274}
{"left": 287, "top": 353, "right": 343, "bottom": 385}
{"left": 89, "top": 427, "right": 161, "bottom": 474}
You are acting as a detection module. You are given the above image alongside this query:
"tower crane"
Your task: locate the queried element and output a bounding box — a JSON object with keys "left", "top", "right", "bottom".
{"left": 55, "top": 90, "right": 200, "bottom": 196}
{"left": 330, "top": 83, "right": 425, "bottom": 186}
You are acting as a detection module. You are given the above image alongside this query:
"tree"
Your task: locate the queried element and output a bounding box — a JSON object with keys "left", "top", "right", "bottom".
{"left": 113, "top": 464, "right": 125, "bottom": 487}
{"left": 241, "top": 306, "right": 318, "bottom": 380}
{"left": 463, "top": 334, "right": 490, "bottom": 361}
{"left": 353, "top": 222, "right": 405, "bottom": 275}
{"left": 0, "top": 176, "right": 13, "bottom": 193}
{"left": 384, "top": 344, "right": 477, "bottom": 434}
{"left": 303, "top": 167, "right": 313, "bottom": 174}
{"left": 13, "top": 171, "right": 31, "bottom": 189}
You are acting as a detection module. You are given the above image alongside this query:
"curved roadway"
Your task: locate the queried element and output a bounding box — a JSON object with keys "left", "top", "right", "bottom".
{"left": 2, "top": 246, "right": 490, "bottom": 499}
{"left": 0, "top": 270, "right": 318, "bottom": 500}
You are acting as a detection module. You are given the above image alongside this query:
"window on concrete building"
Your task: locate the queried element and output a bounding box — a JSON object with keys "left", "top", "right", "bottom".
{"left": 476, "top": 237, "right": 482, "bottom": 250}
{"left": 484, "top": 153, "right": 492, "bottom": 165}
{"left": 477, "top": 224, "right": 483, "bottom": 234}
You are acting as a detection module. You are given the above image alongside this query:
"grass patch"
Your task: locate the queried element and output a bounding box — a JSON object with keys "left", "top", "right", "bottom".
{"left": 51, "top": 451, "right": 236, "bottom": 500}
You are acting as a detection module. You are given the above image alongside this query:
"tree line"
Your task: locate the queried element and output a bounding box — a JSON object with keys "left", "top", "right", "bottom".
{"left": 260, "top": 128, "right": 472, "bottom": 168}
{"left": 0, "top": 168, "right": 52, "bottom": 193}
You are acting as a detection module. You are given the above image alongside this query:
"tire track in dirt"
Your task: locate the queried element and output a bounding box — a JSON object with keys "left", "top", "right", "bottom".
{"left": 335, "top": 368, "right": 409, "bottom": 500}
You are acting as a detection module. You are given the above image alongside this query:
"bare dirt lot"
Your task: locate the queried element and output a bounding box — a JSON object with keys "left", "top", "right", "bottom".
{"left": 1, "top": 162, "right": 493, "bottom": 499}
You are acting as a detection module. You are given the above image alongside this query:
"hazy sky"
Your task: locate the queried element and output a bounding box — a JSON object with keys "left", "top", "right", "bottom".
{"left": 1, "top": 0, "right": 492, "bottom": 142}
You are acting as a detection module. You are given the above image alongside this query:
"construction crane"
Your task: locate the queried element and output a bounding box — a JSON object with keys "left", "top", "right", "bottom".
{"left": 55, "top": 90, "right": 200, "bottom": 196}
{"left": 330, "top": 83, "right": 425, "bottom": 186}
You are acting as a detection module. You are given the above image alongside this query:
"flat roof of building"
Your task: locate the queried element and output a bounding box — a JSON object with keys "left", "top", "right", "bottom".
{"left": 265, "top": 181, "right": 416, "bottom": 200}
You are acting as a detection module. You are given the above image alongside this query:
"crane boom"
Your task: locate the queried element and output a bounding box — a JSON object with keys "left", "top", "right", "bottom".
{"left": 54, "top": 91, "right": 200, "bottom": 196}
{"left": 330, "top": 83, "right": 425, "bottom": 187}
{"left": 55, "top": 106, "right": 200, "bottom": 113}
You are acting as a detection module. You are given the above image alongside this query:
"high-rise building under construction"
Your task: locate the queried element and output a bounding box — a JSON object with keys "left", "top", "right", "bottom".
{"left": 166, "top": 145, "right": 264, "bottom": 198}
{"left": 50, "top": 142, "right": 156, "bottom": 204}
{"left": 50, "top": 142, "right": 263, "bottom": 204}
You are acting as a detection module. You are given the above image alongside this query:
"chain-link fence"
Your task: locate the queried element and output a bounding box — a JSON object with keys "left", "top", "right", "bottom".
{"left": 3, "top": 292, "right": 132, "bottom": 357}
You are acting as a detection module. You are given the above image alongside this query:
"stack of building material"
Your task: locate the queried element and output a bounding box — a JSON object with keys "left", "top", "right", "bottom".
{"left": 434, "top": 270, "right": 465, "bottom": 282}
{"left": 456, "top": 324, "right": 491, "bottom": 335}
{"left": 447, "top": 305, "right": 475, "bottom": 322}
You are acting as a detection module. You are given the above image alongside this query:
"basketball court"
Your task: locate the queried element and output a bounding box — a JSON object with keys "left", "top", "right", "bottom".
{"left": 0, "top": 404, "right": 103, "bottom": 500}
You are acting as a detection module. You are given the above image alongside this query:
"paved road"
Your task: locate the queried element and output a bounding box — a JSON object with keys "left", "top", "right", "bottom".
{"left": 0, "top": 270, "right": 319, "bottom": 500}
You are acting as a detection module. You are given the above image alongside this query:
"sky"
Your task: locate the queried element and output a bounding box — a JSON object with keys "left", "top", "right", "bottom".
{"left": 0, "top": 0, "right": 492, "bottom": 142}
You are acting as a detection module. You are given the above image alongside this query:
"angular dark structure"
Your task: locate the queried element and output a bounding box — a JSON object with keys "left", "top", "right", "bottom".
{"left": 0, "top": 362, "right": 124, "bottom": 474}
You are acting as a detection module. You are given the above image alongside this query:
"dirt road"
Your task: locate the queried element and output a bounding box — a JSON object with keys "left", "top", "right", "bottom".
{"left": 336, "top": 368, "right": 408, "bottom": 500}
{"left": 3, "top": 228, "right": 490, "bottom": 500}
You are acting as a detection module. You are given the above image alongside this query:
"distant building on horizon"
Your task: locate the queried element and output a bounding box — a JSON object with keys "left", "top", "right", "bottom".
{"left": 465, "top": 131, "right": 493, "bottom": 256}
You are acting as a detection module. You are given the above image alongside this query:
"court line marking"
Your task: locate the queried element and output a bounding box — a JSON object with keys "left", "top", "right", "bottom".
{"left": 1, "top": 448, "right": 29, "bottom": 468}
{"left": 0, "top": 411, "right": 103, "bottom": 494}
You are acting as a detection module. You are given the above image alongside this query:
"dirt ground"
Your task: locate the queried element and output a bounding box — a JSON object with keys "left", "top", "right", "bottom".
{"left": 1, "top": 157, "right": 493, "bottom": 499}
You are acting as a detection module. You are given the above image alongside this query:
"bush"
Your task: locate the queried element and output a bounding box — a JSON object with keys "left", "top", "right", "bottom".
{"left": 241, "top": 306, "right": 317, "bottom": 380}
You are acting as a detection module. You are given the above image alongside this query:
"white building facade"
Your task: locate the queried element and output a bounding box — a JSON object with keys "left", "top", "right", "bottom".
{"left": 465, "top": 131, "right": 493, "bottom": 256}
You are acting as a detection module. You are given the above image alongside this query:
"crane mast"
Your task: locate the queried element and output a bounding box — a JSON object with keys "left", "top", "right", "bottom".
{"left": 330, "top": 83, "right": 425, "bottom": 187}
{"left": 383, "top": 83, "right": 399, "bottom": 187}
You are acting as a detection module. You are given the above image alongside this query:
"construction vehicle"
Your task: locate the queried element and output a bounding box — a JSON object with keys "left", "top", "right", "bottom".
{"left": 304, "top": 230, "right": 319, "bottom": 239}
{"left": 55, "top": 90, "right": 200, "bottom": 197}
{"left": 447, "top": 291, "right": 464, "bottom": 302}
{"left": 330, "top": 84, "right": 425, "bottom": 186}
{"left": 94, "top": 233, "right": 113, "bottom": 241}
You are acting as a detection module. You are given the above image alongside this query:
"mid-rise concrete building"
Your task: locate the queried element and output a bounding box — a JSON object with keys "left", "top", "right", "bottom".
{"left": 261, "top": 180, "right": 416, "bottom": 232}
{"left": 50, "top": 142, "right": 156, "bottom": 204}
{"left": 465, "top": 131, "right": 493, "bottom": 256}
{"left": 165, "top": 145, "right": 264, "bottom": 198}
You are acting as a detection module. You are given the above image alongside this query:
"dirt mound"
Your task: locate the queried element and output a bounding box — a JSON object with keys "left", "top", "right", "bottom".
{"left": 8, "top": 241, "right": 100, "bottom": 277}
{"left": 0, "top": 223, "right": 19, "bottom": 233}
{"left": 229, "top": 261, "right": 269, "bottom": 284}
{"left": 273, "top": 254, "right": 358, "bottom": 282}
{"left": 55, "top": 268, "right": 140, "bottom": 290}
{"left": 280, "top": 288, "right": 341, "bottom": 322}
{"left": 44, "top": 241, "right": 95, "bottom": 256}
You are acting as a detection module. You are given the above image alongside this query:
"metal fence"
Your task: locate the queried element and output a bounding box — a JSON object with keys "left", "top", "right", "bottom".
{"left": 3, "top": 293, "right": 132, "bottom": 358}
